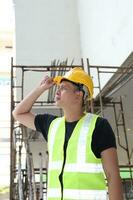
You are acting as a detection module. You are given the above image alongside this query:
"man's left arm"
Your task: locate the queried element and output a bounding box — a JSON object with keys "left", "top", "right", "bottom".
{"left": 101, "top": 147, "right": 124, "bottom": 200}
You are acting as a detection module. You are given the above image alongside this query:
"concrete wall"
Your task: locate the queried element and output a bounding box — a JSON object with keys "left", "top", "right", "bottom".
{"left": 13, "top": 0, "right": 81, "bottom": 65}
{"left": 78, "top": 0, "right": 133, "bottom": 66}
{"left": 13, "top": 0, "right": 133, "bottom": 96}
{"left": 103, "top": 77, "right": 133, "bottom": 165}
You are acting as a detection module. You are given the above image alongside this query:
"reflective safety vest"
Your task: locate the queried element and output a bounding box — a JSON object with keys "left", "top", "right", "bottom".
{"left": 47, "top": 113, "right": 107, "bottom": 200}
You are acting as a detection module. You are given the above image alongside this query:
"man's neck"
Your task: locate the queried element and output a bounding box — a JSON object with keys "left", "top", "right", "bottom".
{"left": 63, "top": 109, "right": 85, "bottom": 122}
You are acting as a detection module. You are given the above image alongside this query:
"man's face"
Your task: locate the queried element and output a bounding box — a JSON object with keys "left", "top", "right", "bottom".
{"left": 54, "top": 80, "right": 80, "bottom": 108}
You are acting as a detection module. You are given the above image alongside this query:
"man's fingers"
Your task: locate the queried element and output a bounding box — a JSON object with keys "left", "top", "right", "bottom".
{"left": 40, "top": 76, "right": 55, "bottom": 90}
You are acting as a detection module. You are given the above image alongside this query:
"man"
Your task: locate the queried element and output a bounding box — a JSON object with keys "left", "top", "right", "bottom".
{"left": 13, "top": 67, "right": 123, "bottom": 200}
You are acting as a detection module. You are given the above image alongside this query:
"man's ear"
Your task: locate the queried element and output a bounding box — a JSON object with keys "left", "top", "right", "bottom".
{"left": 75, "top": 90, "right": 83, "bottom": 100}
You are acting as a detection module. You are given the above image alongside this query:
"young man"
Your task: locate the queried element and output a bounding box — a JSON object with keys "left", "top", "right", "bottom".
{"left": 13, "top": 67, "right": 123, "bottom": 200}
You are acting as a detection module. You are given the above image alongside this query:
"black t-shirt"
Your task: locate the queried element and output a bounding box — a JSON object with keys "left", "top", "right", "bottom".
{"left": 34, "top": 113, "right": 116, "bottom": 158}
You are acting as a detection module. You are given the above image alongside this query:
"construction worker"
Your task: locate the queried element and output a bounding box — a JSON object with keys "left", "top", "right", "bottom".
{"left": 12, "top": 67, "right": 123, "bottom": 200}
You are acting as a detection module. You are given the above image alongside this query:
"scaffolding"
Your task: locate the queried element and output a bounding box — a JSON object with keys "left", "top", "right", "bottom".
{"left": 10, "top": 54, "right": 133, "bottom": 199}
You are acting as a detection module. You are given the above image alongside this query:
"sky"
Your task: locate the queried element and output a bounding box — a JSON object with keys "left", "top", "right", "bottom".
{"left": 0, "top": 0, "right": 14, "bottom": 30}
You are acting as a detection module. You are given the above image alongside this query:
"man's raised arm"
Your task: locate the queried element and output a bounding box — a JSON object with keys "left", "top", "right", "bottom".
{"left": 12, "top": 76, "right": 55, "bottom": 130}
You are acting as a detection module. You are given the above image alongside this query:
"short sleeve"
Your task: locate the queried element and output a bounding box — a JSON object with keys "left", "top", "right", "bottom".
{"left": 34, "top": 113, "right": 57, "bottom": 141}
{"left": 91, "top": 117, "right": 117, "bottom": 158}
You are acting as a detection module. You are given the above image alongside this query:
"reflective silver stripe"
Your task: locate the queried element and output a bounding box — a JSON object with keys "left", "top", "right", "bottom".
{"left": 63, "top": 189, "right": 108, "bottom": 200}
{"left": 48, "top": 160, "right": 62, "bottom": 170}
{"left": 47, "top": 188, "right": 61, "bottom": 198}
{"left": 48, "top": 118, "right": 62, "bottom": 161}
{"left": 49, "top": 161, "right": 103, "bottom": 173}
{"left": 48, "top": 189, "right": 108, "bottom": 200}
{"left": 77, "top": 113, "right": 93, "bottom": 164}
{"left": 65, "top": 163, "right": 103, "bottom": 173}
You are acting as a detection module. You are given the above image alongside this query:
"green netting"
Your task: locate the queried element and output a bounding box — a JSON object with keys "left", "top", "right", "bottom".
{"left": 35, "top": 174, "right": 47, "bottom": 182}
{"left": 120, "top": 168, "right": 133, "bottom": 179}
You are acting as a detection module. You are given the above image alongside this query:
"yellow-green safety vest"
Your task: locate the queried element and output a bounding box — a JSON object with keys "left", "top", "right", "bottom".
{"left": 47, "top": 113, "right": 107, "bottom": 200}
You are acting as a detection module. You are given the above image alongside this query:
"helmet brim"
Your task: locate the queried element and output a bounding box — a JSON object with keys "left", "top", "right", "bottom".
{"left": 54, "top": 76, "right": 72, "bottom": 84}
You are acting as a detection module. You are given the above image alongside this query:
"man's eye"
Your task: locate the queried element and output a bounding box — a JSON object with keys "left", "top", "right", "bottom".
{"left": 57, "top": 86, "right": 68, "bottom": 91}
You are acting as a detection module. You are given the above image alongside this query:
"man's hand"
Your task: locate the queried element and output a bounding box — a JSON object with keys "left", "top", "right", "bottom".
{"left": 38, "top": 76, "right": 55, "bottom": 92}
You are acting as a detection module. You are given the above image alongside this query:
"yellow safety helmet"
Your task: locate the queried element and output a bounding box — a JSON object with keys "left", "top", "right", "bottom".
{"left": 54, "top": 67, "right": 94, "bottom": 99}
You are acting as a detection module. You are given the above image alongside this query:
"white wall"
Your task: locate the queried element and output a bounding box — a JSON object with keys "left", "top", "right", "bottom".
{"left": 14, "top": 0, "right": 133, "bottom": 66}
{"left": 13, "top": 0, "right": 133, "bottom": 94}
{"left": 14, "top": 0, "right": 81, "bottom": 65}
{"left": 103, "top": 77, "right": 133, "bottom": 165}
{"left": 78, "top": 0, "right": 133, "bottom": 66}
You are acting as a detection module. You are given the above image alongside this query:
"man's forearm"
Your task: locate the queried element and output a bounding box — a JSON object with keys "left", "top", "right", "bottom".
{"left": 12, "top": 76, "right": 54, "bottom": 130}
{"left": 108, "top": 175, "right": 123, "bottom": 200}
{"left": 13, "top": 86, "right": 45, "bottom": 116}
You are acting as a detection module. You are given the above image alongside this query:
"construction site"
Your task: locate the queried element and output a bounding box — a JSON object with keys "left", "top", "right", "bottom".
{"left": 9, "top": 52, "right": 133, "bottom": 199}
{"left": 0, "top": 0, "right": 133, "bottom": 200}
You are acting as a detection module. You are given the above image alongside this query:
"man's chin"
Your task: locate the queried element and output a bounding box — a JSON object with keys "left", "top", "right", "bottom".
{"left": 55, "top": 101, "right": 63, "bottom": 108}
{"left": 55, "top": 100, "right": 60, "bottom": 106}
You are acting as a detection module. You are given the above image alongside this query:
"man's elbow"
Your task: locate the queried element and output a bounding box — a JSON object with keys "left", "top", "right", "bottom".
{"left": 12, "top": 109, "right": 19, "bottom": 120}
